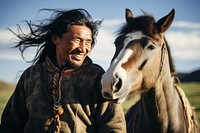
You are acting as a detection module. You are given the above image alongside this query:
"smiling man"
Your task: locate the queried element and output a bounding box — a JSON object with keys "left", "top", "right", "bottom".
{"left": 53, "top": 25, "right": 93, "bottom": 68}
{"left": 0, "top": 9, "right": 126, "bottom": 133}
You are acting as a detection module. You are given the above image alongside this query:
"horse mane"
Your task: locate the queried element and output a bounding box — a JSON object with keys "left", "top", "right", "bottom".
{"left": 117, "top": 13, "right": 159, "bottom": 40}
{"left": 164, "top": 38, "right": 177, "bottom": 76}
{"left": 164, "top": 37, "right": 182, "bottom": 87}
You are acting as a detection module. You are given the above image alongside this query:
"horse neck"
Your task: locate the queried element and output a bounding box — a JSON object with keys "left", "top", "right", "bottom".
{"left": 141, "top": 57, "right": 187, "bottom": 132}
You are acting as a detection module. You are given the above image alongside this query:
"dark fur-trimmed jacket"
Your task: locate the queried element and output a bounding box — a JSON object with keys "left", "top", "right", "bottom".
{"left": 0, "top": 57, "right": 126, "bottom": 133}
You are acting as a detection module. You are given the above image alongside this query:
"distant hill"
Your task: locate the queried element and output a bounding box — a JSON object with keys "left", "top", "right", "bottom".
{"left": 178, "top": 69, "right": 200, "bottom": 82}
{"left": 0, "top": 80, "right": 15, "bottom": 90}
{"left": 0, "top": 69, "right": 199, "bottom": 90}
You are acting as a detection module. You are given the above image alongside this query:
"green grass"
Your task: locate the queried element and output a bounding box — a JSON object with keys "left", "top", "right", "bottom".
{"left": 122, "top": 82, "right": 200, "bottom": 121}
{"left": 0, "top": 82, "right": 200, "bottom": 122}
{"left": 181, "top": 82, "right": 200, "bottom": 121}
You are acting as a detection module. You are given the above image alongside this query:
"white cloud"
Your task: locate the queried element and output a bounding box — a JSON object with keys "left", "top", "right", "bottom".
{"left": 89, "top": 27, "right": 116, "bottom": 69}
{"left": 0, "top": 25, "right": 30, "bottom": 45}
{"left": 0, "top": 51, "right": 22, "bottom": 60}
{"left": 166, "top": 30, "right": 200, "bottom": 60}
{"left": 101, "top": 19, "right": 124, "bottom": 28}
{"left": 0, "top": 29, "right": 15, "bottom": 45}
{"left": 0, "top": 27, "right": 39, "bottom": 62}
{"left": 172, "top": 21, "right": 200, "bottom": 29}
{"left": 0, "top": 48, "right": 36, "bottom": 61}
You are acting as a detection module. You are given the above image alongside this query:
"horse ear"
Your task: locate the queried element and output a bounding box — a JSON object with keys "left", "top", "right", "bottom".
{"left": 125, "top": 8, "right": 134, "bottom": 23}
{"left": 156, "top": 9, "right": 175, "bottom": 33}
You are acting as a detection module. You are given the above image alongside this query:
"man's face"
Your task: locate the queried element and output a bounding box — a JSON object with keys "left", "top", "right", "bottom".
{"left": 53, "top": 25, "right": 92, "bottom": 68}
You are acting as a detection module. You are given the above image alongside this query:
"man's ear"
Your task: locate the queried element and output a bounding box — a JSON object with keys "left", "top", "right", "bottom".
{"left": 51, "top": 34, "right": 58, "bottom": 45}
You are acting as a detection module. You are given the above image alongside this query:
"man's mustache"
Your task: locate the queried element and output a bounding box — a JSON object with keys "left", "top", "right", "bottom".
{"left": 70, "top": 48, "right": 88, "bottom": 54}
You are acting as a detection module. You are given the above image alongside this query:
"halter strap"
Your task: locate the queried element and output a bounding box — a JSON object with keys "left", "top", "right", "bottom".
{"left": 158, "top": 43, "right": 166, "bottom": 77}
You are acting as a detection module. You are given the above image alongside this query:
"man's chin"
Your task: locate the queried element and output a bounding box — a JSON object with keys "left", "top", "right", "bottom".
{"left": 68, "top": 60, "right": 84, "bottom": 69}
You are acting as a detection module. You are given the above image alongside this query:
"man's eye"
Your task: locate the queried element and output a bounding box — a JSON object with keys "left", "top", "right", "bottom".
{"left": 86, "top": 41, "right": 92, "bottom": 45}
{"left": 73, "top": 38, "right": 80, "bottom": 42}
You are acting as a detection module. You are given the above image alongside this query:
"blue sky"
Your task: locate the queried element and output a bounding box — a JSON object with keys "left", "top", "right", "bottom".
{"left": 0, "top": 0, "right": 200, "bottom": 83}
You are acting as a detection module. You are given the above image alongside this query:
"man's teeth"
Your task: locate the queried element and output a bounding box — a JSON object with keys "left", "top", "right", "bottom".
{"left": 74, "top": 54, "right": 84, "bottom": 59}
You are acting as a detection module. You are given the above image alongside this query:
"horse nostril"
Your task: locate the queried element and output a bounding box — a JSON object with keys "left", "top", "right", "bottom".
{"left": 103, "top": 92, "right": 112, "bottom": 99}
{"left": 113, "top": 78, "right": 122, "bottom": 92}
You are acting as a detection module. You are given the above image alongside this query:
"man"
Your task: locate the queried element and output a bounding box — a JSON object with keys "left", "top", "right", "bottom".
{"left": 0, "top": 8, "right": 126, "bottom": 133}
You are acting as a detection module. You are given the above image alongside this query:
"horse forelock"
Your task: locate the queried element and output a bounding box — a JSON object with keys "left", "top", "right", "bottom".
{"left": 118, "top": 15, "right": 159, "bottom": 39}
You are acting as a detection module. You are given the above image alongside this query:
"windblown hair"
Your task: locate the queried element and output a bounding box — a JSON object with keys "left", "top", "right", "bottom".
{"left": 10, "top": 8, "right": 102, "bottom": 64}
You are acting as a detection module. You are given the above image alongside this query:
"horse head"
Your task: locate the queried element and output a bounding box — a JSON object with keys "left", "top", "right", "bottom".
{"left": 101, "top": 8, "right": 175, "bottom": 103}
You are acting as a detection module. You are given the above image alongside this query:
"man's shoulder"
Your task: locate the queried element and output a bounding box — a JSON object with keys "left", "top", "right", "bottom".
{"left": 23, "top": 63, "right": 43, "bottom": 74}
{"left": 84, "top": 57, "right": 104, "bottom": 73}
{"left": 90, "top": 63, "right": 104, "bottom": 71}
{"left": 87, "top": 63, "right": 105, "bottom": 73}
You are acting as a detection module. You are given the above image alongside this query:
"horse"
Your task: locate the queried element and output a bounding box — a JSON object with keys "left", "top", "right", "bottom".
{"left": 101, "top": 8, "right": 199, "bottom": 133}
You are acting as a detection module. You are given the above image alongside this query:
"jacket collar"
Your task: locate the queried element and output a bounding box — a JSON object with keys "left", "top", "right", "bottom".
{"left": 45, "top": 56, "right": 92, "bottom": 76}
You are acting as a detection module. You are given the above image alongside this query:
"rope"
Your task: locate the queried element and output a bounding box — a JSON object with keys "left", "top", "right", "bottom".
{"left": 158, "top": 43, "right": 166, "bottom": 77}
{"left": 53, "top": 115, "right": 61, "bottom": 133}
{"left": 52, "top": 72, "right": 64, "bottom": 133}
{"left": 174, "top": 83, "right": 199, "bottom": 133}
{"left": 44, "top": 57, "right": 87, "bottom": 132}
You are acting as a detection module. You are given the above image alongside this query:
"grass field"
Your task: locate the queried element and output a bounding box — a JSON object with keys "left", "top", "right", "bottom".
{"left": 0, "top": 82, "right": 200, "bottom": 122}
{"left": 0, "top": 89, "right": 14, "bottom": 119}
{"left": 0, "top": 81, "right": 15, "bottom": 122}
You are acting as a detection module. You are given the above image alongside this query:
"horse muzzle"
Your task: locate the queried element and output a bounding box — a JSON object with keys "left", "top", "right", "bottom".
{"left": 101, "top": 75, "right": 128, "bottom": 103}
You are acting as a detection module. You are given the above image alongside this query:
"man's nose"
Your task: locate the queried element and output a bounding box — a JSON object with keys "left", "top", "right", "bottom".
{"left": 79, "top": 40, "right": 89, "bottom": 53}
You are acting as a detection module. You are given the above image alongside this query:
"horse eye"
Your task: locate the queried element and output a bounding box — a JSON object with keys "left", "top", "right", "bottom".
{"left": 146, "top": 44, "right": 155, "bottom": 51}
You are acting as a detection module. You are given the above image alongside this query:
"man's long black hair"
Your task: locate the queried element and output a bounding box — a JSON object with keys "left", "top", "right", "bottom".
{"left": 10, "top": 8, "right": 102, "bottom": 64}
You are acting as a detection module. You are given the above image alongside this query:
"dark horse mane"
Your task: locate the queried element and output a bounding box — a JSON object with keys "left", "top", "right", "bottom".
{"left": 118, "top": 13, "right": 158, "bottom": 38}
{"left": 117, "top": 13, "right": 178, "bottom": 80}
